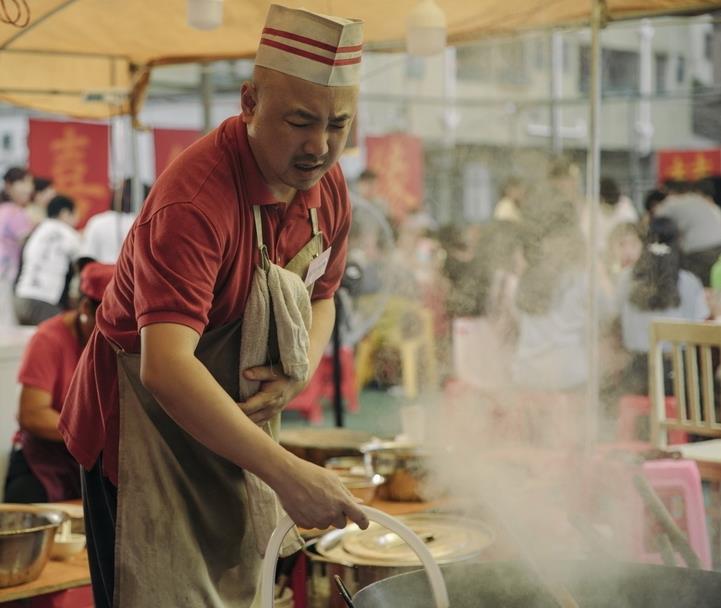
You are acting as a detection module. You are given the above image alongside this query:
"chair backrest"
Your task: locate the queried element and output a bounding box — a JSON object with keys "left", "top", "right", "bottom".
{"left": 650, "top": 320, "right": 721, "bottom": 447}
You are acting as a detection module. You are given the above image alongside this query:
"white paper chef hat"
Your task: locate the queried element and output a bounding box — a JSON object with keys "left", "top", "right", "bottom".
{"left": 255, "top": 4, "right": 363, "bottom": 87}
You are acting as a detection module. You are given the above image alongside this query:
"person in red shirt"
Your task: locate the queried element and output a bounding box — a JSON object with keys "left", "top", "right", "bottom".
{"left": 4, "top": 262, "right": 114, "bottom": 503}
{"left": 60, "top": 5, "right": 368, "bottom": 607}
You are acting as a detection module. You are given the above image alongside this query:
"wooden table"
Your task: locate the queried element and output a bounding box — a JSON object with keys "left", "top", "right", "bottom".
{"left": 0, "top": 552, "right": 90, "bottom": 604}
{"left": 0, "top": 499, "right": 443, "bottom": 605}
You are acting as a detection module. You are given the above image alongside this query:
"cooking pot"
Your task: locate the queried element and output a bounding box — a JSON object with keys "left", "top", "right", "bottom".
{"left": 261, "top": 507, "right": 451, "bottom": 608}
{"left": 352, "top": 559, "right": 721, "bottom": 608}
{"left": 280, "top": 428, "right": 376, "bottom": 467}
{"left": 305, "top": 513, "right": 492, "bottom": 607}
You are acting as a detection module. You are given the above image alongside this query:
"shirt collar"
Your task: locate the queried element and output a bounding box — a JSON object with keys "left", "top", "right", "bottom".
{"left": 236, "top": 118, "right": 321, "bottom": 209}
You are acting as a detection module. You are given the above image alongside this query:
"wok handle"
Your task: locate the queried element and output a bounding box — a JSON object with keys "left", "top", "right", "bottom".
{"left": 260, "top": 506, "right": 450, "bottom": 608}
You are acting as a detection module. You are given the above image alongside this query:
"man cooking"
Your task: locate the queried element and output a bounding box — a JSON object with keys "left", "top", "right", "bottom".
{"left": 59, "top": 5, "right": 368, "bottom": 607}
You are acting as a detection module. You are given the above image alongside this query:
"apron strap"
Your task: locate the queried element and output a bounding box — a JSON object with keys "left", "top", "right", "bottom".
{"left": 310, "top": 207, "right": 320, "bottom": 237}
{"left": 253, "top": 205, "right": 265, "bottom": 251}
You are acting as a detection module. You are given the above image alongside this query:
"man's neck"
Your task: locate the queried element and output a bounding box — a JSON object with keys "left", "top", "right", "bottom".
{"left": 247, "top": 132, "right": 296, "bottom": 203}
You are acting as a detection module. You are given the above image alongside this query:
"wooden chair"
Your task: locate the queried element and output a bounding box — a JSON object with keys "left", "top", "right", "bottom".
{"left": 649, "top": 319, "right": 721, "bottom": 565}
{"left": 649, "top": 320, "right": 721, "bottom": 477}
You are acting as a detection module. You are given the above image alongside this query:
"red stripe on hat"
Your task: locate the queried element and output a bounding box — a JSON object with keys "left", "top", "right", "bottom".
{"left": 263, "top": 27, "right": 363, "bottom": 54}
{"left": 260, "top": 38, "right": 362, "bottom": 67}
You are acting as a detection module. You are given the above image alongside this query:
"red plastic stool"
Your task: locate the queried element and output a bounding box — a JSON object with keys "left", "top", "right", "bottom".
{"left": 633, "top": 459, "right": 711, "bottom": 569}
{"left": 285, "top": 347, "right": 359, "bottom": 423}
{"left": 617, "top": 395, "right": 688, "bottom": 445}
{"left": 4, "top": 585, "right": 94, "bottom": 608}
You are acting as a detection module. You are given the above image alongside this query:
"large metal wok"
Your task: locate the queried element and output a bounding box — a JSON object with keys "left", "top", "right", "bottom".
{"left": 352, "top": 559, "right": 721, "bottom": 608}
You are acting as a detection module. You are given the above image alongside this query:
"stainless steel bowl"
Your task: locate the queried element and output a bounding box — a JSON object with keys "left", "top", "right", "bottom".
{"left": 0, "top": 504, "right": 67, "bottom": 587}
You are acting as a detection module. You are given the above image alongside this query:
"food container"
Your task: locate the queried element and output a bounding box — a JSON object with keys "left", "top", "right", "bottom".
{"left": 361, "top": 439, "right": 438, "bottom": 502}
{"left": 304, "top": 513, "right": 493, "bottom": 608}
{"left": 50, "top": 520, "right": 86, "bottom": 561}
{"left": 336, "top": 472, "right": 385, "bottom": 503}
{"left": 0, "top": 504, "right": 67, "bottom": 587}
{"left": 280, "top": 428, "right": 376, "bottom": 467}
{"left": 324, "top": 456, "right": 368, "bottom": 474}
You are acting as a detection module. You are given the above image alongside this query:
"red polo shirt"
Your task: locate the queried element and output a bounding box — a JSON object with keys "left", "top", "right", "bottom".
{"left": 19, "top": 314, "right": 83, "bottom": 501}
{"left": 59, "top": 116, "right": 352, "bottom": 484}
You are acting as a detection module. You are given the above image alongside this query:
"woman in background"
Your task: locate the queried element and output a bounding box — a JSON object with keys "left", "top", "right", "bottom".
{"left": 512, "top": 200, "right": 594, "bottom": 391}
{"left": 4, "top": 262, "right": 114, "bottom": 503}
{"left": 0, "top": 167, "right": 34, "bottom": 325}
{"left": 615, "top": 216, "right": 708, "bottom": 395}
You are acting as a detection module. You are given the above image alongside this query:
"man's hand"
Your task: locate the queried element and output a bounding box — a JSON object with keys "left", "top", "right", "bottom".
{"left": 240, "top": 366, "right": 305, "bottom": 425}
{"left": 275, "top": 456, "right": 370, "bottom": 531}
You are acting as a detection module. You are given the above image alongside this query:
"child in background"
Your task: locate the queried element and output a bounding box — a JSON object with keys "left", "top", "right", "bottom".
{"left": 606, "top": 222, "right": 643, "bottom": 283}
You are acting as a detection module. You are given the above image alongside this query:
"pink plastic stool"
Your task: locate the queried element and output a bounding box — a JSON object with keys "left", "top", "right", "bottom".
{"left": 634, "top": 459, "right": 711, "bottom": 569}
{"left": 617, "top": 395, "right": 688, "bottom": 445}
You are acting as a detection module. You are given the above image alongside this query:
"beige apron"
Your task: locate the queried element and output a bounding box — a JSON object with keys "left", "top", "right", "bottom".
{"left": 113, "top": 205, "right": 323, "bottom": 608}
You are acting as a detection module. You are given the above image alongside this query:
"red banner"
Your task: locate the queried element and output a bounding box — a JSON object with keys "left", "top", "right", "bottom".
{"left": 657, "top": 149, "right": 721, "bottom": 183}
{"left": 28, "top": 119, "right": 110, "bottom": 228}
{"left": 154, "top": 128, "right": 202, "bottom": 178}
{"left": 366, "top": 133, "right": 424, "bottom": 223}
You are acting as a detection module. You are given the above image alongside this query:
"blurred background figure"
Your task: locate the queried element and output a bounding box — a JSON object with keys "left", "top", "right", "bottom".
{"left": 605, "top": 221, "right": 643, "bottom": 283}
{"left": 14, "top": 195, "right": 81, "bottom": 325}
{"left": 78, "top": 179, "right": 141, "bottom": 263}
{"left": 4, "top": 262, "right": 114, "bottom": 503}
{"left": 548, "top": 157, "right": 583, "bottom": 210}
{"left": 354, "top": 169, "right": 390, "bottom": 217}
{"left": 582, "top": 176, "right": 638, "bottom": 256}
{"left": 25, "top": 177, "right": 56, "bottom": 225}
{"left": 656, "top": 179, "right": 721, "bottom": 286}
{"left": 641, "top": 188, "right": 668, "bottom": 229}
{"left": 512, "top": 200, "right": 594, "bottom": 392}
{"left": 0, "top": 167, "right": 35, "bottom": 326}
{"left": 493, "top": 177, "right": 525, "bottom": 223}
{"left": 1, "top": 166, "right": 34, "bottom": 206}
{"left": 614, "top": 216, "right": 708, "bottom": 395}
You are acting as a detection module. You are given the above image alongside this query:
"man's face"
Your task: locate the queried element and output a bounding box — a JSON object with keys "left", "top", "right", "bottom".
{"left": 242, "top": 68, "right": 358, "bottom": 196}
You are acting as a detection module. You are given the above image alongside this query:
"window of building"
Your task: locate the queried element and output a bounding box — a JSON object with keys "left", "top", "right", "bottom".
{"left": 655, "top": 53, "right": 668, "bottom": 94}
{"left": 677, "top": 55, "right": 686, "bottom": 83}
{"left": 456, "top": 44, "right": 493, "bottom": 82}
{"left": 579, "top": 47, "right": 640, "bottom": 95}
{"left": 495, "top": 38, "right": 529, "bottom": 85}
{"left": 705, "top": 32, "right": 713, "bottom": 61}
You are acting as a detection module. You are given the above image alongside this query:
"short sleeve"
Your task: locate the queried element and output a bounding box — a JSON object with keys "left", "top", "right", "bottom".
{"left": 17, "top": 331, "right": 60, "bottom": 394}
{"left": 681, "top": 271, "right": 710, "bottom": 321}
{"left": 133, "top": 203, "right": 223, "bottom": 334}
{"left": 312, "top": 180, "right": 351, "bottom": 301}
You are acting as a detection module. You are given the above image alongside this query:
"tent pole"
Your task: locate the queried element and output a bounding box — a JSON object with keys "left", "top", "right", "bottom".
{"left": 130, "top": 119, "right": 143, "bottom": 213}
{"left": 585, "top": 0, "right": 604, "bottom": 456}
{"left": 550, "top": 30, "right": 563, "bottom": 154}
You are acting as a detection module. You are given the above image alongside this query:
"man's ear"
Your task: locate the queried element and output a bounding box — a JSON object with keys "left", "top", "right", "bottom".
{"left": 240, "top": 81, "right": 258, "bottom": 123}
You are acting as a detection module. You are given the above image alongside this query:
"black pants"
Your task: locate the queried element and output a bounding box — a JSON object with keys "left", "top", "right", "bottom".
{"left": 4, "top": 449, "right": 48, "bottom": 503}
{"left": 81, "top": 458, "right": 117, "bottom": 608}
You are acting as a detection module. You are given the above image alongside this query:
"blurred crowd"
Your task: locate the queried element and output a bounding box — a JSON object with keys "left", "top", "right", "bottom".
{"left": 347, "top": 160, "right": 721, "bottom": 421}
{"left": 0, "top": 167, "right": 139, "bottom": 327}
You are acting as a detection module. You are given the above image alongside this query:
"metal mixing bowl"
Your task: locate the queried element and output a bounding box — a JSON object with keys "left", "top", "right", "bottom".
{"left": 0, "top": 504, "right": 67, "bottom": 587}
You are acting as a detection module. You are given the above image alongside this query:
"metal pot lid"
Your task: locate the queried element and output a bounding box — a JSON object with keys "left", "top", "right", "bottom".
{"left": 316, "top": 514, "right": 493, "bottom": 567}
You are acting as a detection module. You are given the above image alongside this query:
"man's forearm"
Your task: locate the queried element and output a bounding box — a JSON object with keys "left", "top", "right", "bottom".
{"left": 308, "top": 298, "right": 336, "bottom": 378}
{"left": 142, "top": 346, "right": 295, "bottom": 487}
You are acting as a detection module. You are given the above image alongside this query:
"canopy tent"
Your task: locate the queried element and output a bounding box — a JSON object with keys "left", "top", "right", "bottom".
{"left": 2, "top": 0, "right": 721, "bottom": 119}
